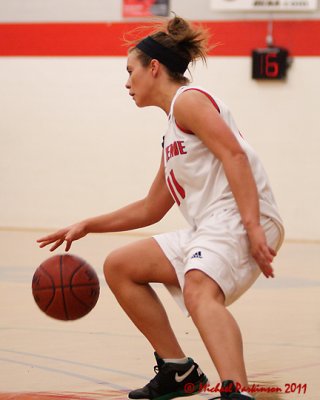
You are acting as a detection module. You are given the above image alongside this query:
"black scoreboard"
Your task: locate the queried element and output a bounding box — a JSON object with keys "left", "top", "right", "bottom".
{"left": 252, "top": 47, "right": 289, "bottom": 80}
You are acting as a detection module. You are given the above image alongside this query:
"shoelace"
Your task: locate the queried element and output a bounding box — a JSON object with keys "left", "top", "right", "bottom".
{"left": 146, "top": 365, "right": 161, "bottom": 390}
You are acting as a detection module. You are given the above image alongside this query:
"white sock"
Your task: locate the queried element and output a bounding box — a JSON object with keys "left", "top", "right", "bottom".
{"left": 163, "top": 357, "right": 189, "bottom": 364}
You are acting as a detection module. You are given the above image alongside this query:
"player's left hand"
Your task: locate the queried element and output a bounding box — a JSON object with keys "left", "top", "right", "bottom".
{"left": 247, "top": 225, "right": 276, "bottom": 278}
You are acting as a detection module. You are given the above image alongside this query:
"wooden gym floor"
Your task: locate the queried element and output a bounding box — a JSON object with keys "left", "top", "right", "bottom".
{"left": 0, "top": 228, "right": 319, "bottom": 400}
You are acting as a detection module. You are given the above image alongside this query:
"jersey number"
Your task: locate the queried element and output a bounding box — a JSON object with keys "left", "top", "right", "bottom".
{"left": 167, "top": 169, "right": 185, "bottom": 206}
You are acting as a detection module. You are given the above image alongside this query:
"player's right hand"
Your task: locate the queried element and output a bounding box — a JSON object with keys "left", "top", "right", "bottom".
{"left": 37, "top": 222, "right": 87, "bottom": 252}
{"left": 247, "top": 224, "right": 276, "bottom": 278}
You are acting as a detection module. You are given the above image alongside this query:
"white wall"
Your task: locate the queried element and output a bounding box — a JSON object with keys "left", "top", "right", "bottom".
{"left": 0, "top": 0, "right": 319, "bottom": 240}
{"left": 1, "top": 55, "right": 319, "bottom": 240}
{"left": 0, "top": 0, "right": 319, "bottom": 21}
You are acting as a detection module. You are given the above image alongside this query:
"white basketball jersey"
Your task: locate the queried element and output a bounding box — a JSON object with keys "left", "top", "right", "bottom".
{"left": 163, "top": 86, "right": 284, "bottom": 230}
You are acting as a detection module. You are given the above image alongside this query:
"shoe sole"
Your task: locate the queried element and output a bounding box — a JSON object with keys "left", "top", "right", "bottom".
{"left": 127, "top": 375, "right": 208, "bottom": 400}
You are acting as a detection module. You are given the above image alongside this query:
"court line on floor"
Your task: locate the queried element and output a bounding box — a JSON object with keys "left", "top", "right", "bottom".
{"left": 0, "top": 349, "right": 147, "bottom": 381}
{"left": 0, "top": 390, "right": 129, "bottom": 400}
{"left": 250, "top": 361, "right": 320, "bottom": 378}
{"left": 247, "top": 341, "right": 320, "bottom": 350}
{"left": 1, "top": 327, "right": 319, "bottom": 351}
{"left": 0, "top": 357, "right": 130, "bottom": 392}
{"left": 1, "top": 349, "right": 318, "bottom": 389}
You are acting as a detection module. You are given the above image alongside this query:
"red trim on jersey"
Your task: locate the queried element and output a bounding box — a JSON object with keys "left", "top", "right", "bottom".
{"left": 184, "top": 88, "right": 221, "bottom": 113}
{"left": 175, "top": 88, "right": 220, "bottom": 135}
{"left": 175, "top": 120, "right": 193, "bottom": 135}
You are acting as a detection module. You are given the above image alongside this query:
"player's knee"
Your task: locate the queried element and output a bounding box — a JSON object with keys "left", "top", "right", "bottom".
{"left": 183, "top": 271, "right": 224, "bottom": 316}
{"left": 103, "top": 249, "right": 127, "bottom": 286}
{"left": 183, "top": 270, "right": 207, "bottom": 314}
{"left": 183, "top": 279, "right": 202, "bottom": 315}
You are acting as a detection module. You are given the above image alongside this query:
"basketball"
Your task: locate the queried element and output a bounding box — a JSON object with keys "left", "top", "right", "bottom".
{"left": 32, "top": 254, "right": 100, "bottom": 321}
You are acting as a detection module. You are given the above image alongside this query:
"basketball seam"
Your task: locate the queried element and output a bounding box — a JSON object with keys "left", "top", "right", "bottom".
{"left": 60, "top": 255, "right": 69, "bottom": 320}
{"left": 70, "top": 284, "right": 100, "bottom": 310}
{"left": 69, "top": 262, "right": 100, "bottom": 312}
{"left": 69, "top": 261, "right": 87, "bottom": 282}
{"left": 37, "top": 265, "right": 56, "bottom": 312}
{"left": 69, "top": 287, "right": 94, "bottom": 310}
{"left": 32, "top": 282, "right": 98, "bottom": 291}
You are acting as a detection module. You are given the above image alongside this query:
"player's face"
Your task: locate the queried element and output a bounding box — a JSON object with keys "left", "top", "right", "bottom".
{"left": 126, "top": 51, "right": 154, "bottom": 107}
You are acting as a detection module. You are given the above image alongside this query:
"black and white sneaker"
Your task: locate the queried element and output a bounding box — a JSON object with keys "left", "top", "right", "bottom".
{"left": 128, "top": 352, "right": 208, "bottom": 400}
{"left": 209, "top": 380, "right": 255, "bottom": 400}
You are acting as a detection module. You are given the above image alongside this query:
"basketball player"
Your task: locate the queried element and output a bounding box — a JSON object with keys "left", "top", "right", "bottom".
{"left": 38, "top": 15, "right": 284, "bottom": 400}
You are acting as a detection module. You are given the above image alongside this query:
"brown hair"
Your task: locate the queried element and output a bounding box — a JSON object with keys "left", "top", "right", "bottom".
{"left": 129, "top": 16, "right": 209, "bottom": 84}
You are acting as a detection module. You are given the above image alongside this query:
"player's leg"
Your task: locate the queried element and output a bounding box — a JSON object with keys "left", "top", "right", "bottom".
{"left": 104, "top": 237, "right": 184, "bottom": 359}
{"left": 104, "top": 238, "right": 208, "bottom": 400}
{"left": 183, "top": 270, "right": 249, "bottom": 387}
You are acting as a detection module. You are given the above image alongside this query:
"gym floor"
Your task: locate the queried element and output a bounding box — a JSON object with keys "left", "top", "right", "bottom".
{"left": 0, "top": 229, "right": 319, "bottom": 400}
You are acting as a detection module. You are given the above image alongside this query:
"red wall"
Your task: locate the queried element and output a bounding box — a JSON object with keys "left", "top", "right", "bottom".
{"left": 0, "top": 20, "right": 319, "bottom": 56}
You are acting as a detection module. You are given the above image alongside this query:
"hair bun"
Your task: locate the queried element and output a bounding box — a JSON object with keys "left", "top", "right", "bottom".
{"left": 163, "top": 15, "right": 208, "bottom": 64}
{"left": 167, "top": 15, "right": 189, "bottom": 41}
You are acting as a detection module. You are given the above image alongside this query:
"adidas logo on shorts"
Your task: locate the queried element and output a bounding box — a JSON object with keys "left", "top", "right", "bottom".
{"left": 191, "top": 251, "right": 203, "bottom": 259}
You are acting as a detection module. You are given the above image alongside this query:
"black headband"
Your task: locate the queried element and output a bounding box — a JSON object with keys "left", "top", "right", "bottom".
{"left": 135, "top": 36, "right": 189, "bottom": 74}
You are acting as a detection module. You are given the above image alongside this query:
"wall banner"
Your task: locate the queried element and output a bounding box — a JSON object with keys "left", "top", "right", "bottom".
{"left": 123, "top": 0, "right": 169, "bottom": 17}
{"left": 210, "top": 0, "right": 318, "bottom": 12}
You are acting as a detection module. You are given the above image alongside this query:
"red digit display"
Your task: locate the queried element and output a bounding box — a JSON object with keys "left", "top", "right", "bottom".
{"left": 265, "top": 53, "right": 279, "bottom": 77}
{"left": 252, "top": 47, "right": 289, "bottom": 80}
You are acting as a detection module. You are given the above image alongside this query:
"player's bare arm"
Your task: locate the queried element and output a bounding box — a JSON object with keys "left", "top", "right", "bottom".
{"left": 173, "top": 90, "right": 275, "bottom": 277}
{"left": 37, "top": 154, "right": 174, "bottom": 252}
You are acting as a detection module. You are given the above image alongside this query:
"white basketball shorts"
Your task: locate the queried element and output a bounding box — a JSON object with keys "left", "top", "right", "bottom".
{"left": 153, "top": 208, "right": 284, "bottom": 315}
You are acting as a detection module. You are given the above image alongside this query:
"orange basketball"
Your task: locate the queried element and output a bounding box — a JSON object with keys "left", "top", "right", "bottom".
{"left": 32, "top": 254, "right": 100, "bottom": 321}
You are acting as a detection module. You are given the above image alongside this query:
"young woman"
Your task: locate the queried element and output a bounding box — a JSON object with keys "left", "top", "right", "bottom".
{"left": 38, "top": 16, "right": 284, "bottom": 400}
